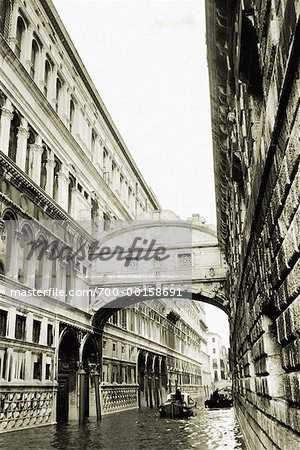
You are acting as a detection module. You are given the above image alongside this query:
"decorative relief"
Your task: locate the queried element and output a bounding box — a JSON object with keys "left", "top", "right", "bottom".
{"left": 0, "top": 390, "right": 54, "bottom": 432}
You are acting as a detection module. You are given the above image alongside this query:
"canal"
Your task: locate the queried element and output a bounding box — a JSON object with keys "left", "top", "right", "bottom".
{"left": 0, "top": 407, "right": 246, "bottom": 449}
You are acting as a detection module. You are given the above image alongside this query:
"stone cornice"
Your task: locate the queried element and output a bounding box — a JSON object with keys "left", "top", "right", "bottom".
{"left": 205, "top": 0, "right": 231, "bottom": 253}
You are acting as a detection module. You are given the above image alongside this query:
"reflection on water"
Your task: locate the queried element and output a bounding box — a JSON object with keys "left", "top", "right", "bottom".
{"left": 0, "top": 407, "right": 246, "bottom": 450}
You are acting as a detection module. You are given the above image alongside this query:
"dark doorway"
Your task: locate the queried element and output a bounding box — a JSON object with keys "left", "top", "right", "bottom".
{"left": 57, "top": 374, "right": 69, "bottom": 422}
{"left": 57, "top": 329, "right": 79, "bottom": 423}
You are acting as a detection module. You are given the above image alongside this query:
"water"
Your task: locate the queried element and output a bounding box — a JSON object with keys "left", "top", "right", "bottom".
{"left": 0, "top": 407, "right": 246, "bottom": 450}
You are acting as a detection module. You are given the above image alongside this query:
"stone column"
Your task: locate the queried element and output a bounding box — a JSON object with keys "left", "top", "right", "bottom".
{"left": 8, "top": 0, "right": 21, "bottom": 51}
{"left": 40, "top": 317, "right": 48, "bottom": 346}
{"left": 25, "top": 312, "right": 33, "bottom": 342}
{"left": 7, "top": 306, "right": 16, "bottom": 339}
{"left": 16, "top": 117, "right": 29, "bottom": 171}
{"left": 0, "top": 99, "right": 13, "bottom": 156}
{"left": 45, "top": 151, "right": 56, "bottom": 196}
{"left": 57, "top": 163, "right": 69, "bottom": 211}
{"left": 45, "top": 152, "right": 56, "bottom": 195}
{"left": 29, "top": 135, "right": 43, "bottom": 185}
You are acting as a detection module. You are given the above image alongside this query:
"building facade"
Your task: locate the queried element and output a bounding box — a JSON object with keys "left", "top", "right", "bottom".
{"left": 206, "top": 0, "right": 300, "bottom": 448}
{"left": 0, "top": 0, "right": 211, "bottom": 433}
{"left": 207, "top": 332, "right": 230, "bottom": 385}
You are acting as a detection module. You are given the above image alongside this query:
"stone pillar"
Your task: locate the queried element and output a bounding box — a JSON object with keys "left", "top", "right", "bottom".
{"left": 7, "top": 306, "right": 16, "bottom": 339}
{"left": 57, "top": 163, "right": 69, "bottom": 210}
{"left": 25, "top": 312, "right": 33, "bottom": 342}
{"left": 8, "top": 0, "right": 21, "bottom": 51}
{"left": 0, "top": 99, "right": 13, "bottom": 156}
{"left": 40, "top": 317, "right": 48, "bottom": 346}
{"left": 45, "top": 151, "right": 56, "bottom": 196}
{"left": 29, "top": 135, "right": 43, "bottom": 185}
{"left": 16, "top": 117, "right": 29, "bottom": 171}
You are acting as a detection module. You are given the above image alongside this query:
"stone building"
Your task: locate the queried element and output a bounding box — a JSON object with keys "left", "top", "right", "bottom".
{"left": 206, "top": 0, "right": 300, "bottom": 448}
{"left": 0, "top": 0, "right": 211, "bottom": 432}
{"left": 207, "top": 332, "right": 230, "bottom": 384}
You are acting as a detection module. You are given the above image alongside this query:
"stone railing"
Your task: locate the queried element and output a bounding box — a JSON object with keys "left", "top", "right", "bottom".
{"left": 100, "top": 384, "right": 138, "bottom": 415}
{"left": 0, "top": 385, "right": 56, "bottom": 433}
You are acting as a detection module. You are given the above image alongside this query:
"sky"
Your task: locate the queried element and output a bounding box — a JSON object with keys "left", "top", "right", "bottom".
{"left": 53, "top": 0, "right": 229, "bottom": 346}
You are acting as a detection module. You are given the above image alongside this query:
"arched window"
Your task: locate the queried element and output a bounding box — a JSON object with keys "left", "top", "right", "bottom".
{"left": 40, "top": 147, "right": 47, "bottom": 190}
{"left": 44, "top": 59, "right": 51, "bottom": 98}
{"left": 56, "top": 78, "right": 63, "bottom": 114}
{"left": 15, "top": 16, "right": 26, "bottom": 59}
{"left": 8, "top": 111, "right": 20, "bottom": 162}
{"left": 1, "top": 212, "right": 16, "bottom": 277}
{"left": 30, "top": 38, "right": 39, "bottom": 79}
{"left": 25, "top": 129, "right": 36, "bottom": 175}
{"left": 69, "top": 99, "right": 75, "bottom": 132}
{"left": 18, "top": 225, "right": 33, "bottom": 285}
{"left": 53, "top": 156, "right": 61, "bottom": 201}
{"left": 35, "top": 235, "right": 46, "bottom": 290}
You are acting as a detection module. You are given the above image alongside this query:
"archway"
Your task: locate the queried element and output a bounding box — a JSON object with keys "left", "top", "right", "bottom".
{"left": 81, "top": 336, "right": 99, "bottom": 419}
{"left": 57, "top": 329, "right": 79, "bottom": 422}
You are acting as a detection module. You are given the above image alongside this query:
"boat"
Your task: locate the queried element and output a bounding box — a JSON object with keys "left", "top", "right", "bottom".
{"left": 204, "top": 388, "right": 233, "bottom": 408}
{"left": 159, "top": 391, "right": 197, "bottom": 418}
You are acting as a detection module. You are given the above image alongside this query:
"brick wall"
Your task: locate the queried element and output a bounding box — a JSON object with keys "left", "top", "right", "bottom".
{"left": 206, "top": 0, "right": 300, "bottom": 447}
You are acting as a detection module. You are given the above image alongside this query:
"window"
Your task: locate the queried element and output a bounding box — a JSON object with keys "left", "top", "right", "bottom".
{"left": 122, "top": 345, "right": 125, "bottom": 354}
{"left": 103, "top": 340, "right": 107, "bottom": 349}
{"left": 47, "top": 324, "right": 53, "bottom": 346}
{"left": 69, "top": 98, "right": 75, "bottom": 132}
{"left": 15, "top": 16, "right": 26, "bottom": 59}
{"left": 45, "top": 363, "right": 51, "bottom": 380}
{"left": 30, "top": 38, "right": 39, "bottom": 79}
{"left": 112, "top": 312, "right": 118, "bottom": 325}
{"left": 32, "top": 319, "right": 41, "bottom": 344}
{"left": 0, "top": 310, "right": 7, "bottom": 337}
{"left": 13, "top": 351, "right": 25, "bottom": 380}
{"left": 33, "top": 353, "right": 42, "bottom": 380}
{"left": 56, "top": 78, "right": 63, "bottom": 114}
{"left": 44, "top": 59, "right": 51, "bottom": 98}
{"left": 112, "top": 343, "right": 116, "bottom": 352}
{"left": 213, "top": 348, "right": 216, "bottom": 354}
{"left": 15, "top": 314, "right": 26, "bottom": 340}
{"left": 8, "top": 111, "right": 20, "bottom": 162}
{"left": 212, "top": 337, "right": 215, "bottom": 342}
{"left": 18, "top": 227, "right": 33, "bottom": 285}
{"left": 40, "top": 147, "right": 47, "bottom": 190}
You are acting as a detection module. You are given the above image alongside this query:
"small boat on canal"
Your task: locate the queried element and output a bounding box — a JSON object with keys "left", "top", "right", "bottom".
{"left": 204, "top": 388, "right": 233, "bottom": 409}
{"left": 159, "top": 391, "right": 197, "bottom": 418}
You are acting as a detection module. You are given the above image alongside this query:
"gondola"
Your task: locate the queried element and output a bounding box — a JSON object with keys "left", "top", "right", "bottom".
{"left": 159, "top": 392, "right": 197, "bottom": 418}
{"left": 204, "top": 388, "right": 233, "bottom": 408}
